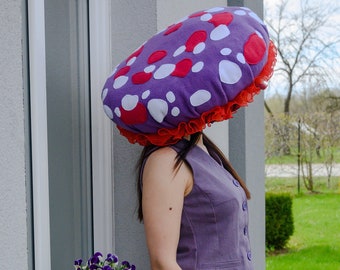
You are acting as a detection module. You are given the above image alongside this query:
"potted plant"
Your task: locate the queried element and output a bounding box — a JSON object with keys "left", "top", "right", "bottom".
{"left": 74, "top": 252, "right": 135, "bottom": 270}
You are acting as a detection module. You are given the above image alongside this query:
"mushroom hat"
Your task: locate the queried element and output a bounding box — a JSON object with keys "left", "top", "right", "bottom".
{"left": 101, "top": 6, "right": 277, "bottom": 146}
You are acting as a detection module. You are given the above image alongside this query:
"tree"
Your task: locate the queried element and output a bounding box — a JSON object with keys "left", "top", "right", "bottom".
{"left": 311, "top": 91, "right": 340, "bottom": 188}
{"left": 321, "top": 111, "right": 340, "bottom": 188}
{"left": 265, "top": 113, "right": 296, "bottom": 158}
{"left": 264, "top": 0, "right": 340, "bottom": 115}
{"left": 265, "top": 89, "right": 340, "bottom": 192}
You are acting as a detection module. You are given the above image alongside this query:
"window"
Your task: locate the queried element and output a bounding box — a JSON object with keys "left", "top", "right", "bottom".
{"left": 28, "top": 1, "right": 112, "bottom": 269}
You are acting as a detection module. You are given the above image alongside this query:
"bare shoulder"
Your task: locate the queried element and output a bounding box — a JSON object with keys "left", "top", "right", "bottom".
{"left": 144, "top": 146, "right": 178, "bottom": 171}
{"left": 143, "top": 146, "right": 193, "bottom": 196}
{"left": 143, "top": 146, "right": 179, "bottom": 185}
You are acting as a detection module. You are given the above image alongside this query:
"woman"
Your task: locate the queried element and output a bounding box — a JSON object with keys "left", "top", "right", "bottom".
{"left": 137, "top": 132, "right": 252, "bottom": 269}
{"left": 101, "top": 6, "right": 276, "bottom": 269}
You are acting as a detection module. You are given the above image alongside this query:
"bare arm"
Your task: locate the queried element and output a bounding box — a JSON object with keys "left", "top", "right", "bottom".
{"left": 142, "top": 147, "right": 193, "bottom": 270}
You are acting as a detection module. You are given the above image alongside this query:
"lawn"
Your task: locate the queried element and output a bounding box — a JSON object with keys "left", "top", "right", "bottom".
{"left": 265, "top": 147, "right": 340, "bottom": 165}
{"left": 265, "top": 177, "right": 340, "bottom": 270}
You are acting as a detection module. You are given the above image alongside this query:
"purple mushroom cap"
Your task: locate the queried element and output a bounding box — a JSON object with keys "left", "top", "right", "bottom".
{"left": 101, "top": 6, "right": 276, "bottom": 145}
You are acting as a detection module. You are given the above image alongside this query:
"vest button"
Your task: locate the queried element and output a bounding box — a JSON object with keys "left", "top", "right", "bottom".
{"left": 247, "top": 251, "right": 252, "bottom": 261}
{"left": 244, "top": 225, "right": 248, "bottom": 236}
{"left": 242, "top": 201, "right": 248, "bottom": 211}
{"left": 233, "top": 179, "right": 240, "bottom": 187}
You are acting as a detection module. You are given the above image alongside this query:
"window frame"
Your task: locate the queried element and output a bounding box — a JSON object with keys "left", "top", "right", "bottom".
{"left": 27, "top": 0, "right": 51, "bottom": 269}
{"left": 89, "top": 0, "right": 114, "bottom": 253}
{"left": 28, "top": 1, "right": 114, "bottom": 269}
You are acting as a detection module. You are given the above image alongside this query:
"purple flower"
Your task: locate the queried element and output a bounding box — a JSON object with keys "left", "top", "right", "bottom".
{"left": 106, "top": 253, "right": 118, "bottom": 263}
{"left": 90, "top": 252, "right": 103, "bottom": 264}
{"left": 74, "top": 251, "right": 135, "bottom": 270}
{"left": 74, "top": 259, "right": 83, "bottom": 266}
{"left": 121, "top": 261, "right": 130, "bottom": 268}
{"left": 94, "top": 252, "right": 103, "bottom": 258}
{"left": 89, "top": 265, "right": 99, "bottom": 270}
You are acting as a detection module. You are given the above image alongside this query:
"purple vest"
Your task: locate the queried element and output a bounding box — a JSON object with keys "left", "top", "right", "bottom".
{"left": 170, "top": 140, "right": 253, "bottom": 270}
{"left": 140, "top": 139, "right": 253, "bottom": 269}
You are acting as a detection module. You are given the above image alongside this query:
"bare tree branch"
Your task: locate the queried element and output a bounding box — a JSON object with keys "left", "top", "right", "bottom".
{"left": 265, "top": 0, "right": 340, "bottom": 114}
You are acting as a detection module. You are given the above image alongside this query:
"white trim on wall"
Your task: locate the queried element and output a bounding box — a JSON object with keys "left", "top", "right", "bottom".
{"left": 89, "top": 0, "right": 114, "bottom": 253}
{"left": 27, "top": 0, "right": 52, "bottom": 269}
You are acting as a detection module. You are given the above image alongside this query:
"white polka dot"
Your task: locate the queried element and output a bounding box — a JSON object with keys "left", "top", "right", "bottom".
{"left": 210, "top": 25, "right": 230, "bottom": 41}
{"left": 234, "top": 10, "right": 246, "bottom": 16}
{"left": 173, "top": 45, "right": 186, "bottom": 57}
{"left": 103, "top": 105, "right": 113, "bottom": 119}
{"left": 200, "top": 13, "right": 212, "bottom": 21}
{"left": 166, "top": 91, "right": 176, "bottom": 103}
{"left": 171, "top": 107, "right": 180, "bottom": 117}
{"left": 144, "top": 65, "right": 156, "bottom": 73}
{"left": 237, "top": 53, "right": 246, "bottom": 64}
{"left": 113, "top": 76, "right": 128, "bottom": 89}
{"left": 220, "top": 48, "right": 232, "bottom": 56}
{"left": 190, "top": 90, "right": 211, "bottom": 107}
{"left": 121, "top": 94, "right": 139, "bottom": 111}
{"left": 142, "top": 90, "right": 150, "bottom": 99}
{"left": 147, "top": 99, "right": 168, "bottom": 123}
{"left": 193, "top": 42, "right": 206, "bottom": 54}
{"left": 206, "top": 7, "right": 224, "bottom": 13}
{"left": 154, "top": 64, "right": 176, "bottom": 79}
{"left": 192, "top": 61, "right": 204, "bottom": 73}
{"left": 114, "top": 107, "right": 121, "bottom": 117}
{"left": 101, "top": 88, "right": 108, "bottom": 101}
{"left": 127, "top": 56, "right": 136, "bottom": 66}
{"left": 219, "top": 60, "right": 242, "bottom": 84}
{"left": 249, "top": 12, "right": 265, "bottom": 25}
{"left": 241, "top": 7, "right": 251, "bottom": 11}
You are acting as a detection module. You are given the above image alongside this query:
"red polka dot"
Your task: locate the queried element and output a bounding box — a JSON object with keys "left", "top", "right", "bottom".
{"left": 189, "top": 11, "right": 206, "bottom": 18}
{"left": 244, "top": 33, "right": 266, "bottom": 64}
{"left": 132, "top": 71, "right": 152, "bottom": 84}
{"left": 164, "top": 23, "right": 182, "bottom": 35}
{"left": 185, "top": 30, "right": 207, "bottom": 52}
{"left": 171, "top": 59, "right": 193, "bottom": 77}
{"left": 148, "top": 50, "right": 167, "bottom": 64}
{"left": 114, "top": 66, "right": 130, "bottom": 79}
{"left": 208, "top": 12, "right": 233, "bottom": 27}
{"left": 120, "top": 102, "right": 147, "bottom": 125}
{"left": 126, "top": 45, "right": 144, "bottom": 63}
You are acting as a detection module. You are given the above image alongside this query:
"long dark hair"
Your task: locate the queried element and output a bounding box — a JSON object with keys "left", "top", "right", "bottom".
{"left": 136, "top": 132, "right": 251, "bottom": 222}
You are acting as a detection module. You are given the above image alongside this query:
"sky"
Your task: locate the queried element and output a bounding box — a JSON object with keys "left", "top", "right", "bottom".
{"left": 263, "top": 0, "right": 340, "bottom": 98}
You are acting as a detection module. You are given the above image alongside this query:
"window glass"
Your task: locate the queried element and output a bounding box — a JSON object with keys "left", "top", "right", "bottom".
{"left": 44, "top": 1, "right": 92, "bottom": 268}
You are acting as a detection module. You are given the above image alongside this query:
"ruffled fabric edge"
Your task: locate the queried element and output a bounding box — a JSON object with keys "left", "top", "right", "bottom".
{"left": 117, "top": 41, "right": 277, "bottom": 146}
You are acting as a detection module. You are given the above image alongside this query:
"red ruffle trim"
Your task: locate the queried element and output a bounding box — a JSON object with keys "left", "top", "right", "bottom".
{"left": 117, "top": 41, "right": 277, "bottom": 146}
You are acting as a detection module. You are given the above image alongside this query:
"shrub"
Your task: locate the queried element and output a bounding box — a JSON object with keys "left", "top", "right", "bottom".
{"left": 265, "top": 193, "right": 294, "bottom": 250}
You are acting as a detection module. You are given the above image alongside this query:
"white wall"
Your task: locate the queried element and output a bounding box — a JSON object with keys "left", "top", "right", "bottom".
{"left": 110, "top": 1, "right": 265, "bottom": 269}
{"left": 110, "top": 1, "right": 232, "bottom": 268}
{"left": 110, "top": 1, "right": 157, "bottom": 268}
{"left": 0, "top": 0, "right": 29, "bottom": 269}
{"left": 228, "top": 1, "right": 266, "bottom": 269}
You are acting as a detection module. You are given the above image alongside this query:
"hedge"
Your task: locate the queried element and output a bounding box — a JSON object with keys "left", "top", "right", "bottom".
{"left": 265, "top": 193, "right": 294, "bottom": 250}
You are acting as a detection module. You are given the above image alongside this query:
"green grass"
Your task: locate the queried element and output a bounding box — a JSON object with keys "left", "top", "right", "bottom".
{"left": 266, "top": 245, "right": 340, "bottom": 270}
{"left": 266, "top": 177, "right": 340, "bottom": 270}
{"left": 265, "top": 147, "right": 340, "bottom": 165}
{"left": 265, "top": 176, "right": 340, "bottom": 195}
{"left": 266, "top": 155, "right": 296, "bottom": 165}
